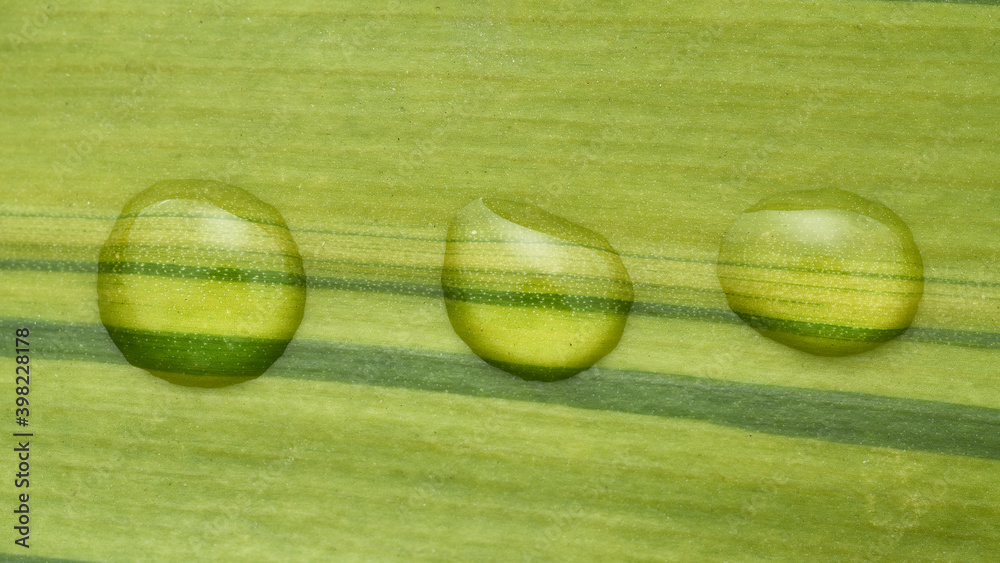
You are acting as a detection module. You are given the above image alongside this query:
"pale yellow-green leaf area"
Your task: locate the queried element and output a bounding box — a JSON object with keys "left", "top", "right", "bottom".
{"left": 34, "top": 359, "right": 1000, "bottom": 562}
{"left": 2, "top": 0, "right": 999, "bottom": 560}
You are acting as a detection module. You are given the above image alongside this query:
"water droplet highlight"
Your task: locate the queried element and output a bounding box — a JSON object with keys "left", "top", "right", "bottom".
{"left": 442, "top": 198, "right": 634, "bottom": 381}
{"left": 98, "top": 180, "right": 307, "bottom": 387}
{"left": 717, "top": 188, "right": 923, "bottom": 356}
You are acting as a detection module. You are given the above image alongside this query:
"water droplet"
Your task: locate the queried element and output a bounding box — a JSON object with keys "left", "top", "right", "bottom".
{"left": 98, "top": 180, "right": 307, "bottom": 387}
{"left": 717, "top": 188, "right": 923, "bottom": 356}
{"left": 442, "top": 198, "right": 633, "bottom": 381}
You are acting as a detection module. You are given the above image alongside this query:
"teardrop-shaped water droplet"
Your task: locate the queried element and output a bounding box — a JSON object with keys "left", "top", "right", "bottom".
{"left": 98, "top": 180, "right": 307, "bottom": 387}
{"left": 443, "top": 198, "right": 634, "bottom": 381}
{"left": 717, "top": 188, "right": 923, "bottom": 356}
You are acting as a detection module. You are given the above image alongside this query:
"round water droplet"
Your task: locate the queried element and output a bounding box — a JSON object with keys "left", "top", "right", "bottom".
{"left": 443, "top": 198, "right": 634, "bottom": 381}
{"left": 717, "top": 188, "right": 923, "bottom": 356}
{"left": 98, "top": 180, "right": 306, "bottom": 387}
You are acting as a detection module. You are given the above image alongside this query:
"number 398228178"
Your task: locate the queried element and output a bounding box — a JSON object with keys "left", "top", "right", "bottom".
{"left": 15, "top": 328, "right": 29, "bottom": 424}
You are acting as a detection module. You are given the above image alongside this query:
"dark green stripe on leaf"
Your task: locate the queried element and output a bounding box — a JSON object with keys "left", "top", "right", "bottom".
{"left": 736, "top": 313, "right": 909, "bottom": 343}
{"left": 98, "top": 261, "right": 306, "bottom": 287}
{"left": 0, "top": 258, "right": 98, "bottom": 273}
{"left": 10, "top": 318, "right": 1000, "bottom": 461}
{"left": 276, "top": 340, "right": 1000, "bottom": 461}
{"left": 4, "top": 254, "right": 1000, "bottom": 352}
{"left": 442, "top": 285, "right": 632, "bottom": 315}
{"left": 104, "top": 326, "right": 292, "bottom": 380}
{"left": 481, "top": 358, "right": 585, "bottom": 382}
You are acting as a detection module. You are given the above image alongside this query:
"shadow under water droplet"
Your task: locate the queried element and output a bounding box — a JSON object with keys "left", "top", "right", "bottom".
{"left": 97, "top": 179, "right": 306, "bottom": 387}
{"left": 442, "top": 198, "right": 634, "bottom": 381}
{"left": 717, "top": 188, "right": 924, "bottom": 356}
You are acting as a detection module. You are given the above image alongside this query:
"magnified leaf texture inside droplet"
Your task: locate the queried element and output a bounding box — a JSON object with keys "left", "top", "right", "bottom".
{"left": 97, "top": 179, "right": 307, "bottom": 387}
{"left": 443, "top": 198, "right": 634, "bottom": 381}
{"left": 717, "top": 188, "right": 923, "bottom": 356}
